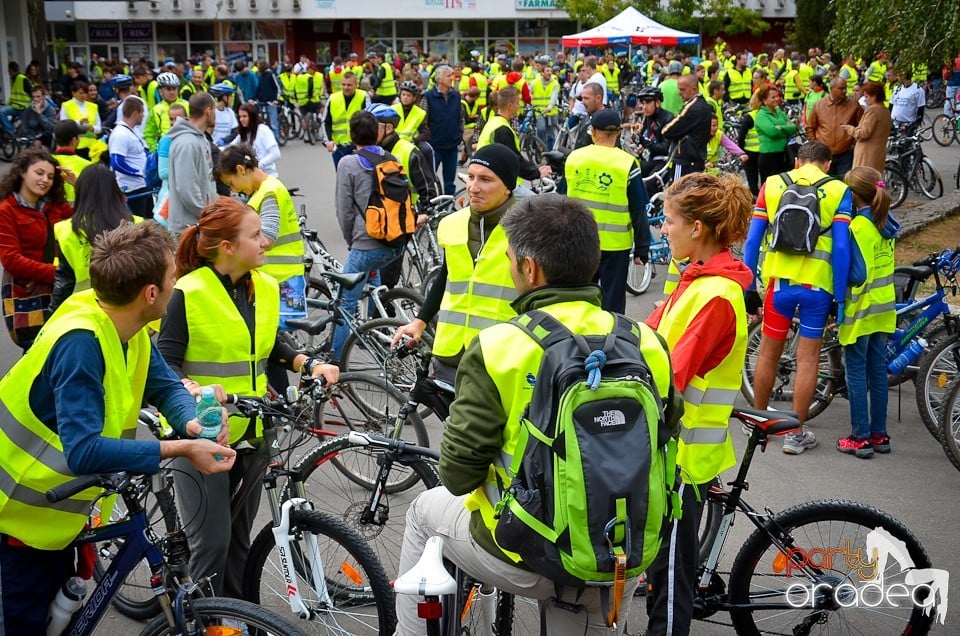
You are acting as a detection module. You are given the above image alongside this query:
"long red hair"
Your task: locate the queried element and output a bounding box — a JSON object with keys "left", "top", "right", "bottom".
{"left": 176, "top": 197, "right": 254, "bottom": 278}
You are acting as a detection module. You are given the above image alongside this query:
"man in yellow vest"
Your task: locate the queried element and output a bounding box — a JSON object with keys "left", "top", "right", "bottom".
{"left": 460, "top": 86, "right": 483, "bottom": 164}
{"left": 58, "top": 79, "right": 106, "bottom": 162}
{"left": 530, "top": 62, "right": 559, "bottom": 149}
{"left": 865, "top": 52, "right": 887, "bottom": 84}
{"left": 839, "top": 54, "right": 860, "bottom": 96}
{"left": 369, "top": 50, "right": 398, "bottom": 105}
{"left": 566, "top": 109, "right": 650, "bottom": 313}
{"left": 278, "top": 64, "right": 297, "bottom": 104}
{"left": 1, "top": 61, "right": 32, "bottom": 135}
{"left": 179, "top": 69, "right": 207, "bottom": 101}
{"left": 142, "top": 72, "right": 189, "bottom": 152}
{"left": 133, "top": 65, "right": 159, "bottom": 111}
{"left": 393, "top": 193, "right": 682, "bottom": 635}
{"left": 476, "top": 86, "right": 552, "bottom": 190}
{"left": 295, "top": 64, "right": 323, "bottom": 141}
{"left": 327, "top": 57, "right": 346, "bottom": 94}
{"left": 742, "top": 141, "right": 854, "bottom": 454}
{"left": 392, "top": 143, "right": 522, "bottom": 382}
{"left": 0, "top": 222, "right": 234, "bottom": 634}
{"left": 724, "top": 53, "right": 752, "bottom": 105}
{"left": 51, "top": 120, "right": 92, "bottom": 204}
{"left": 322, "top": 71, "right": 370, "bottom": 168}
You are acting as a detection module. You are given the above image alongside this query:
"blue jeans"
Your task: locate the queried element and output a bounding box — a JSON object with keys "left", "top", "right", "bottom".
{"left": 536, "top": 114, "right": 557, "bottom": 151}
{"left": 0, "top": 105, "right": 23, "bottom": 134}
{"left": 263, "top": 102, "right": 280, "bottom": 141}
{"left": 434, "top": 146, "right": 459, "bottom": 195}
{"left": 331, "top": 244, "right": 403, "bottom": 358}
{"left": 844, "top": 331, "right": 889, "bottom": 439}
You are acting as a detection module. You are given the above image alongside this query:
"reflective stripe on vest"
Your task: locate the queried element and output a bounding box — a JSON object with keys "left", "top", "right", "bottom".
{"left": 328, "top": 91, "right": 367, "bottom": 143}
{"left": 663, "top": 259, "right": 682, "bottom": 295}
{"left": 433, "top": 207, "right": 517, "bottom": 358}
{"left": 177, "top": 267, "right": 279, "bottom": 444}
{"left": 376, "top": 63, "right": 396, "bottom": 96}
{"left": 295, "top": 73, "right": 315, "bottom": 103}
{"left": 280, "top": 73, "right": 297, "bottom": 99}
{"left": 246, "top": 175, "right": 305, "bottom": 282}
{"left": 658, "top": 275, "right": 746, "bottom": 484}
{"left": 0, "top": 290, "right": 148, "bottom": 549}
{"left": 393, "top": 104, "right": 426, "bottom": 142}
{"left": 761, "top": 164, "right": 848, "bottom": 294}
{"left": 467, "top": 303, "right": 674, "bottom": 562}
{"left": 462, "top": 99, "right": 482, "bottom": 128}
{"left": 838, "top": 215, "right": 896, "bottom": 345}
{"left": 565, "top": 145, "right": 638, "bottom": 252}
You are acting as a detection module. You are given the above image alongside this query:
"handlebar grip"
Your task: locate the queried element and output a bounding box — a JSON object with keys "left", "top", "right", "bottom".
{"left": 225, "top": 394, "right": 241, "bottom": 405}
{"left": 46, "top": 473, "right": 105, "bottom": 503}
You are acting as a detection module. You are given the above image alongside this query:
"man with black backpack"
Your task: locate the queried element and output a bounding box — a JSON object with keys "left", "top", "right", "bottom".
{"left": 395, "top": 194, "right": 683, "bottom": 635}
{"left": 742, "top": 141, "right": 854, "bottom": 455}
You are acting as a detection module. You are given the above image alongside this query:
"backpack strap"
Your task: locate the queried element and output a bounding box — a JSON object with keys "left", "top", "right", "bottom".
{"left": 779, "top": 171, "right": 794, "bottom": 188}
{"left": 510, "top": 309, "right": 576, "bottom": 351}
{"left": 812, "top": 175, "right": 837, "bottom": 236}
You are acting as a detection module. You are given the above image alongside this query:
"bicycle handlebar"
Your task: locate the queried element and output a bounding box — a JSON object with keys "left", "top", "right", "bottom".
{"left": 47, "top": 472, "right": 119, "bottom": 503}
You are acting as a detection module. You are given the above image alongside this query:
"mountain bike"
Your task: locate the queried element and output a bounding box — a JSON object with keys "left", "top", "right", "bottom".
{"left": 516, "top": 105, "right": 547, "bottom": 163}
{"left": 690, "top": 406, "right": 937, "bottom": 635}
{"left": 885, "top": 128, "right": 943, "bottom": 202}
{"left": 931, "top": 100, "right": 960, "bottom": 146}
{"left": 627, "top": 148, "right": 677, "bottom": 295}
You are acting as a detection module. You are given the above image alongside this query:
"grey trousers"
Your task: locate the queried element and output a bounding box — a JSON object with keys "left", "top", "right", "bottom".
{"left": 394, "top": 487, "right": 639, "bottom": 635}
{"left": 172, "top": 442, "right": 266, "bottom": 597}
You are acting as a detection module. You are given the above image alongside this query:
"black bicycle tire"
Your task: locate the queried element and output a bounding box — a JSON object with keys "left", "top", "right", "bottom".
{"left": 728, "top": 499, "right": 934, "bottom": 636}
{"left": 883, "top": 162, "right": 908, "bottom": 210}
{"left": 938, "top": 377, "right": 960, "bottom": 472}
{"left": 340, "top": 316, "right": 433, "bottom": 391}
{"left": 915, "top": 334, "right": 960, "bottom": 442}
{"left": 0, "top": 131, "right": 18, "bottom": 162}
{"left": 290, "top": 433, "right": 440, "bottom": 590}
{"left": 378, "top": 287, "right": 426, "bottom": 323}
{"left": 916, "top": 157, "right": 943, "bottom": 200}
{"left": 931, "top": 113, "right": 956, "bottom": 146}
{"left": 139, "top": 596, "right": 307, "bottom": 636}
{"left": 242, "top": 509, "right": 396, "bottom": 635}
{"left": 697, "top": 478, "right": 724, "bottom": 567}
{"left": 277, "top": 113, "right": 290, "bottom": 146}
{"left": 313, "top": 372, "right": 430, "bottom": 490}
{"left": 626, "top": 259, "right": 652, "bottom": 295}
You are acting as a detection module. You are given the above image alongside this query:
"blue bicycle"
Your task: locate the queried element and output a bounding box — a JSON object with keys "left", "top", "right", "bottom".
{"left": 627, "top": 149, "right": 677, "bottom": 295}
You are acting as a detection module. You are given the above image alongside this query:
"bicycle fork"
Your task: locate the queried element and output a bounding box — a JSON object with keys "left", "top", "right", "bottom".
{"left": 271, "top": 498, "right": 333, "bottom": 619}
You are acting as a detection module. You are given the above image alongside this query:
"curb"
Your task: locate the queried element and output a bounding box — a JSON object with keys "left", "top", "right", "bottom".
{"left": 897, "top": 192, "right": 960, "bottom": 238}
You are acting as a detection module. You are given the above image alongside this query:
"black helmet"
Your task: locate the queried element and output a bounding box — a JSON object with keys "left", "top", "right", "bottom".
{"left": 637, "top": 86, "right": 663, "bottom": 102}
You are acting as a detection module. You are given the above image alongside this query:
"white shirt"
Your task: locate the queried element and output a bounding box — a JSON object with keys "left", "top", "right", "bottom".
{"left": 108, "top": 122, "right": 147, "bottom": 192}
{"left": 119, "top": 95, "right": 147, "bottom": 136}
{"left": 231, "top": 124, "right": 281, "bottom": 177}
{"left": 213, "top": 106, "right": 239, "bottom": 146}
{"left": 890, "top": 82, "right": 926, "bottom": 124}
{"left": 570, "top": 72, "right": 608, "bottom": 116}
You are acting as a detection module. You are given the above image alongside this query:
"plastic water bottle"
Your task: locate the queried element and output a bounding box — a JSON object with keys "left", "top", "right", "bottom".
{"left": 46, "top": 576, "right": 87, "bottom": 636}
{"left": 888, "top": 338, "right": 927, "bottom": 376}
{"left": 196, "top": 386, "right": 222, "bottom": 441}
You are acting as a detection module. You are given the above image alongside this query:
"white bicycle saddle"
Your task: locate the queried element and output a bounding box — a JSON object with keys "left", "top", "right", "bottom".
{"left": 394, "top": 535, "right": 458, "bottom": 596}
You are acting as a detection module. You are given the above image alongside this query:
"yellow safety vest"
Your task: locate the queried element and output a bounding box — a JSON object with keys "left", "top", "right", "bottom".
{"left": 804, "top": 90, "right": 825, "bottom": 123}
{"left": 392, "top": 104, "right": 427, "bottom": 142}
{"left": 204, "top": 66, "right": 217, "bottom": 88}
{"left": 0, "top": 290, "right": 148, "bottom": 550}
{"left": 565, "top": 145, "right": 638, "bottom": 252}
{"left": 706, "top": 129, "right": 723, "bottom": 165}
{"left": 294, "top": 72, "right": 319, "bottom": 105}
{"left": 841, "top": 64, "right": 859, "bottom": 95}
{"left": 761, "top": 163, "right": 849, "bottom": 294}
{"left": 328, "top": 91, "right": 367, "bottom": 144}
{"left": 476, "top": 114, "right": 522, "bottom": 186}
{"left": 328, "top": 67, "right": 345, "bottom": 94}
{"left": 601, "top": 65, "right": 620, "bottom": 89}
{"left": 663, "top": 259, "right": 683, "bottom": 295}
{"left": 389, "top": 137, "right": 420, "bottom": 206}
{"left": 726, "top": 68, "right": 751, "bottom": 100}
{"left": 467, "top": 302, "right": 674, "bottom": 561}
{"left": 797, "top": 63, "right": 815, "bottom": 90}
{"left": 279, "top": 72, "right": 297, "bottom": 101}
{"left": 140, "top": 80, "right": 159, "bottom": 110}
{"left": 839, "top": 214, "right": 896, "bottom": 345}
{"left": 9, "top": 73, "right": 31, "bottom": 110}
{"left": 912, "top": 64, "right": 928, "bottom": 83}
{"left": 486, "top": 62, "right": 501, "bottom": 81}
{"left": 866, "top": 61, "right": 887, "bottom": 83}
{"left": 462, "top": 98, "right": 482, "bottom": 129}
{"left": 657, "top": 275, "right": 745, "bottom": 484}
{"left": 433, "top": 207, "right": 517, "bottom": 358}
{"left": 645, "top": 59, "right": 658, "bottom": 85}
{"left": 246, "top": 175, "right": 305, "bottom": 282}
{"left": 144, "top": 99, "right": 190, "bottom": 151}
{"left": 783, "top": 69, "right": 801, "bottom": 100}
{"left": 530, "top": 77, "right": 559, "bottom": 116}
{"left": 177, "top": 267, "right": 279, "bottom": 444}
{"left": 62, "top": 99, "right": 98, "bottom": 141}
{"left": 51, "top": 151, "right": 92, "bottom": 204}
{"left": 53, "top": 217, "right": 143, "bottom": 293}
{"left": 742, "top": 109, "right": 761, "bottom": 153}
{"left": 376, "top": 62, "right": 396, "bottom": 97}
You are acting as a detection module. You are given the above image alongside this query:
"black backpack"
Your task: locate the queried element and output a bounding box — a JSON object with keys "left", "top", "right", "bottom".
{"left": 768, "top": 173, "right": 834, "bottom": 255}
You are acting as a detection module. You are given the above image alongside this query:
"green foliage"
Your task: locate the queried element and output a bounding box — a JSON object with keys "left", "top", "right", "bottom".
{"left": 827, "top": 0, "right": 960, "bottom": 68}
{"left": 793, "top": 0, "right": 834, "bottom": 51}
{"left": 555, "top": 0, "right": 768, "bottom": 37}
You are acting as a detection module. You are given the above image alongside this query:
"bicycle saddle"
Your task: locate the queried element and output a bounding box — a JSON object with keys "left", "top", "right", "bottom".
{"left": 894, "top": 265, "right": 934, "bottom": 281}
{"left": 733, "top": 407, "right": 801, "bottom": 436}
{"left": 322, "top": 270, "right": 367, "bottom": 290}
{"left": 394, "top": 536, "right": 457, "bottom": 596}
{"left": 541, "top": 150, "right": 569, "bottom": 168}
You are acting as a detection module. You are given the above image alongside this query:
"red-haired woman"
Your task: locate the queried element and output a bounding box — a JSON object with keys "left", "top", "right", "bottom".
{"left": 156, "top": 197, "right": 338, "bottom": 598}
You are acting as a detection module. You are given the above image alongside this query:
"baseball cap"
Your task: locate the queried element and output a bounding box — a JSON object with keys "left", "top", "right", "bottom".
{"left": 591, "top": 109, "right": 621, "bottom": 132}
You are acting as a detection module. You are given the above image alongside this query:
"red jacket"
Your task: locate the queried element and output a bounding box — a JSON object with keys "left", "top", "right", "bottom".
{"left": 0, "top": 193, "right": 73, "bottom": 285}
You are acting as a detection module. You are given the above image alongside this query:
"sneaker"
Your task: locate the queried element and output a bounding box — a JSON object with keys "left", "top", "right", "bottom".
{"left": 836, "top": 435, "right": 875, "bottom": 458}
{"left": 869, "top": 434, "right": 891, "bottom": 454}
{"left": 782, "top": 429, "right": 817, "bottom": 455}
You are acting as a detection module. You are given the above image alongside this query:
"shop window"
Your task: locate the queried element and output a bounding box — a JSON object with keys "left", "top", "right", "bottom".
{"left": 157, "top": 23, "right": 188, "bottom": 41}
{"left": 256, "top": 20, "right": 285, "bottom": 40}
{"left": 459, "top": 21, "right": 484, "bottom": 38}
{"left": 396, "top": 21, "right": 424, "bottom": 39}
{"left": 190, "top": 24, "right": 216, "bottom": 41}
{"left": 157, "top": 43, "right": 188, "bottom": 63}
{"left": 487, "top": 20, "right": 515, "bottom": 38}
{"left": 363, "top": 20, "right": 393, "bottom": 38}
{"left": 427, "top": 21, "right": 454, "bottom": 37}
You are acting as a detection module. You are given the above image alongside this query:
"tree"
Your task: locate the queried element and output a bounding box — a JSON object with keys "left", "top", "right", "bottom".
{"left": 793, "top": 0, "right": 834, "bottom": 52}
{"left": 828, "top": 0, "right": 960, "bottom": 69}
{"left": 555, "top": 0, "right": 768, "bottom": 37}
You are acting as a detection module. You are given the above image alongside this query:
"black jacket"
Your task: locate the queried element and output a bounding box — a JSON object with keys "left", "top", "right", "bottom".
{"left": 662, "top": 94, "right": 713, "bottom": 167}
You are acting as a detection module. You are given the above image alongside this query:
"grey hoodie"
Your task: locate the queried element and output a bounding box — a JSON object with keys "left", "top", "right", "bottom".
{"left": 167, "top": 118, "right": 217, "bottom": 234}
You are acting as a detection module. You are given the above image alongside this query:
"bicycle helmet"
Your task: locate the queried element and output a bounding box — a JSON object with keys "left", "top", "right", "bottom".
{"left": 637, "top": 86, "right": 664, "bottom": 102}
{"left": 398, "top": 80, "right": 421, "bottom": 96}
{"left": 107, "top": 74, "right": 133, "bottom": 89}
{"left": 209, "top": 82, "right": 236, "bottom": 97}
{"left": 156, "top": 72, "right": 180, "bottom": 88}
{"left": 365, "top": 103, "right": 401, "bottom": 126}
{"left": 536, "top": 55, "right": 551, "bottom": 65}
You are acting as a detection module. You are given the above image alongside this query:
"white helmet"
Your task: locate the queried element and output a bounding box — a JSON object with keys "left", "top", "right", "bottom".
{"left": 156, "top": 72, "right": 180, "bottom": 88}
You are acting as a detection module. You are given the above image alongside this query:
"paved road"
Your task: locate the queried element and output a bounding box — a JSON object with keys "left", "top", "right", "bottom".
{"left": 2, "top": 135, "right": 959, "bottom": 634}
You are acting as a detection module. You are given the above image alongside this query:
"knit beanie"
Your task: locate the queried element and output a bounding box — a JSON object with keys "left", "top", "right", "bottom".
{"left": 469, "top": 143, "right": 520, "bottom": 192}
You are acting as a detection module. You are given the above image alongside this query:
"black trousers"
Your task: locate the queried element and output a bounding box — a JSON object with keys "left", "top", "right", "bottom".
{"left": 743, "top": 150, "right": 760, "bottom": 196}
{"left": 125, "top": 186, "right": 155, "bottom": 219}
{"left": 646, "top": 481, "right": 710, "bottom": 636}
{"left": 829, "top": 150, "right": 854, "bottom": 178}
{"left": 594, "top": 249, "right": 631, "bottom": 314}
{"left": 758, "top": 150, "right": 790, "bottom": 184}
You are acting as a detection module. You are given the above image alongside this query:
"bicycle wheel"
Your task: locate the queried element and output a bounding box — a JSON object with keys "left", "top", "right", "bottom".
{"left": 626, "top": 259, "right": 652, "bottom": 295}
{"left": 454, "top": 187, "right": 469, "bottom": 209}
{"left": 915, "top": 334, "right": 960, "bottom": 442}
{"left": 915, "top": 157, "right": 943, "bottom": 199}
{"left": 140, "top": 596, "right": 307, "bottom": 636}
{"left": 292, "top": 434, "right": 440, "bottom": 586}
{"left": 0, "top": 130, "right": 17, "bottom": 162}
{"left": 697, "top": 478, "right": 724, "bottom": 567}
{"left": 243, "top": 509, "right": 395, "bottom": 636}
{"left": 341, "top": 317, "right": 432, "bottom": 390}
{"left": 521, "top": 134, "right": 547, "bottom": 164}
{"left": 932, "top": 113, "right": 956, "bottom": 146}
{"left": 277, "top": 113, "right": 291, "bottom": 146}
{"left": 307, "top": 114, "right": 321, "bottom": 145}
{"left": 728, "top": 500, "right": 935, "bottom": 636}
{"left": 377, "top": 287, "right": 425, "bottom": 323}
{"left": 883, "top": 162, "right": 908, "bottom": 210}
{"left": 739, "top": 320, "right": 842, "bottom": 421}
{"left": 939, "top": 377, "right": 960, "bottom": 472}
{"left": 918, "top": 113, "right": 934, "bottom": 142}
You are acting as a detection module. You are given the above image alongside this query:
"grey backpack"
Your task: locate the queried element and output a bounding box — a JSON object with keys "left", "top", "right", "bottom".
{"left": 768, "top": 173, "right": 834, "bottom": 255}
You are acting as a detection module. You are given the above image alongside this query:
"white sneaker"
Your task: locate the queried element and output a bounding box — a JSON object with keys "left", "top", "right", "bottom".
{"left": 782, "top": 429, "right": 817, "bottom": 455}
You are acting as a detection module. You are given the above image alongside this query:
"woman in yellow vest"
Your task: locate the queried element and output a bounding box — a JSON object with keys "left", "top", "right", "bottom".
{"left": 644, "top": 172, "right": 754, "bottom": 636}
{"left": 51, "top": 165, "right": 136, "bottom": 313}
{"left": 157, "top": 197, "right": 338, "bottom": 597}
{"left": 837, "top": 167, "right": 896, "bottom": 458}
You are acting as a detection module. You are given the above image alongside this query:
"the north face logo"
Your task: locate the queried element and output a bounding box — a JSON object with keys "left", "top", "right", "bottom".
{"left": 594, "top": 410, "right": 626, "bottom": 427}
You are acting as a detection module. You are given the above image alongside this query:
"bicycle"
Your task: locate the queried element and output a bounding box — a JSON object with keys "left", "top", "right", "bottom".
{"left": 885, "top": 128, "right": 943, "bottom": 204}
{"left": 931, "top": 99, "right": 960, "bottom": 146}
{"left": 276, "top": 99, "right": 303, "bottom": 147}
{"left": 516, "top": 105, "right": 547, "bottom": 164}
{"left": 47, "top": 470, "right": 307, "bottom": 635}
{"left": 938, "top": 375, "right": 960, "bottom": 471}
{"left": 395, "top": 195, "right": 457, "bottom": 294}
{"left": 627, "top": 148, "right": 677, "bottom": 296}
{"left": 690, "top": 406, "right": 937, "bottom": 634}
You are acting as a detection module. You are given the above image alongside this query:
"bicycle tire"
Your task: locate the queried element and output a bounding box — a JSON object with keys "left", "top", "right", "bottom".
{"left": 918, "top": 113, "right": 934, "bottom": 142}
{"left": 242, "top": 509, "right": 395, "bottom": 636}
{"left": 278, "top": 113, "right": 291, "bottom": 146}
{"left": 453, "top": 187, "right": 469, "bottom": 209}
{"left": 915, "top": 334, "right": 960, "bottom": 442}
{"left": 521, "top": 134, "right": 547, "bottom": 164}
{"left": 0, "top": 131, "right": 18, "bottom": 162}
{"left": 883, "top": 162, "right": 908, "bottom": 210}
{"left": 314, "top": 372, "right": 430, "bottom": 488}
{"left": 626, "top": 259, "right": 653, "bottom": 295}
{"left": 290, "top": 433, "right": 440, "bottom": 588}
{"left": 340, "top": 317, "right": 433, "bottom": 391}
{"left": 740, "top": 320, "right": 842, "bottom": 421}
{"left": 139, "top": 596, "right": 308, "bottom": 636}
{"left": 697, "top": 478, "right": 724, "bottom": 567}
{"left": 931, "top": 113, "right": 956, "bottom": 146}
{"left": 378, "top": 287, "right": 426, "bottom": 323}
{"left": 728, "top": 499, "right": 934, "bottom": 636}
{"left": 916, "top": 157, "right": 943, "bottom": 200}
{"left": 938, "top": 377, "right": 960, "bottom": 472}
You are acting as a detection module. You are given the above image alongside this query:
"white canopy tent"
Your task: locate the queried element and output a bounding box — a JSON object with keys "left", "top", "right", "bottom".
{"left": 562, "top": 7, "right": 700, "bottom": 48}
